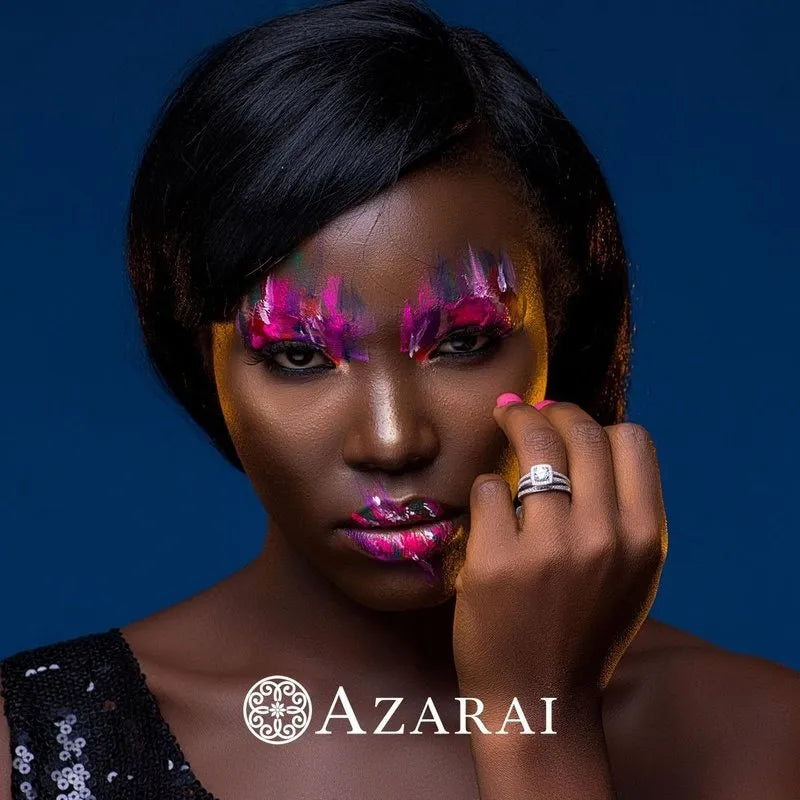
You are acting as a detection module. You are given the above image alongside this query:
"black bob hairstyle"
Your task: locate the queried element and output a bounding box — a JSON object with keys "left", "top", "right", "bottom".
{"left": 127, "top": 0, "right": 632, "bottom": 473}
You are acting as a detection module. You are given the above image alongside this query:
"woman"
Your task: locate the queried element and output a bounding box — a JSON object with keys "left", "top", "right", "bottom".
{"left": 2, "top": 0, "right": 798, "bottom": 797}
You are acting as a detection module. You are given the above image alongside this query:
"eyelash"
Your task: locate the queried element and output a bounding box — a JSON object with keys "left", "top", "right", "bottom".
{"left": 243, "top": 325, "right": 507, "bottom": 377}
{"left": 243, "top": 340, "right": 332, "bottom": 377}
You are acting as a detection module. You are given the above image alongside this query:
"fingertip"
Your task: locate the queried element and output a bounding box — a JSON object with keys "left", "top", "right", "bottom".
{"left": 470, "top": 474, "right": 509, "bottom": 504}
{"left": 495, "top": 392, "right": 523, "bottom": 408}
{"left": 468, "top": 474, "right": 517, "bottom": 534}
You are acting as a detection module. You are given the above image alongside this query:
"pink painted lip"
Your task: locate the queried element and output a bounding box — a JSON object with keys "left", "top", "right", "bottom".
{"left": 343, "top": 495, "right": 454, "bottom": 529}
{"left": 336, "top": 515, "right": 465, "bottom": 562}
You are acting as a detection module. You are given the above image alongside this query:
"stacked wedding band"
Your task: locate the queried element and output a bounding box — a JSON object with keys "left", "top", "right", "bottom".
{"left": 515, "top": 464, "right": 572, "bottom": 504}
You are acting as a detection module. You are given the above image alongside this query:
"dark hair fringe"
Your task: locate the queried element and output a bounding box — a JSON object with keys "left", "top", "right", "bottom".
{"left": 126, "top": 0, "right": 632, "bottom": 471}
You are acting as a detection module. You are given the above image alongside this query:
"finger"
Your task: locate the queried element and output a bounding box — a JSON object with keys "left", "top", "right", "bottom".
{"left": 536, "top": 401, "right": 617, "bottom": 520}
{"left": 604, "top": 422, "right": 668, "bottom": 557}
{"left": 491, "top": 399, "right": 571, "bottom": 525}
{"left": 463, "top": 473, "right": 519, "bottom": 569}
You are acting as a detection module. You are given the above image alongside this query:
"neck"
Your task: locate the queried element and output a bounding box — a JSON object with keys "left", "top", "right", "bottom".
{"left": 224, "top": 520, "right": 460, "bottom": 694}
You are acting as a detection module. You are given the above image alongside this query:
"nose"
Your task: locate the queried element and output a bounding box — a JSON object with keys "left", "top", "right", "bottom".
{"left": 341, "top": 371, "right": 439, "bottom": 474}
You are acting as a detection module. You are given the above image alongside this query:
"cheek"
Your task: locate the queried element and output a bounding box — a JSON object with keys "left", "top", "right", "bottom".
{"left": 219, "top": 380, "right": 342, "bottom": 519}
{"left": 212, "top": 335, "right": 338, "bottom": 504}
{"left": 433, "top": 328, "right": 545, "bottom": 475}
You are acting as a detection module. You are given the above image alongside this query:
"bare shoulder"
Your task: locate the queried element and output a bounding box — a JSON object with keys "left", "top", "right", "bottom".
{"left": 119, "top": 561, "right": 268, "bottom": 679}
{"left": 605, "top": 616, "right": 800, "bottom": 799}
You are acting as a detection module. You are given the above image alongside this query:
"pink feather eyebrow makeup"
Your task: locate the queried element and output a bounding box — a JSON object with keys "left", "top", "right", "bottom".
{"left": 236, "top": 245, "right": 527, "bottom": 368}
{"left": 235, "top": 260, "right": 376, "bottom": 364}
{"left": 399, "top": 245, "right": 526, "bottom": 360}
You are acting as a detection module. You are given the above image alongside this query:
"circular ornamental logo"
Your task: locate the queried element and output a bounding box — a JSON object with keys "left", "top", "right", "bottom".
{"left": 243, "top": 675, "right": 312, "bottom": 745}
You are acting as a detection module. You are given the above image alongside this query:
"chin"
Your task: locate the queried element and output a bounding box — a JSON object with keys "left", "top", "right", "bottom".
{"left": 331, "top": 541, "right": 468, "bottom": 612}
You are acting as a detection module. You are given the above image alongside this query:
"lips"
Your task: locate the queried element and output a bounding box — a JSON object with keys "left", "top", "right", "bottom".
{"left": 346, "top": 496, "right": 452, "bottom": 529}
{"left": 339, "top": 518, "right": 463, "bottom": 563}
{"left": 333, "top": 496, "right": 466, "bottom": 564}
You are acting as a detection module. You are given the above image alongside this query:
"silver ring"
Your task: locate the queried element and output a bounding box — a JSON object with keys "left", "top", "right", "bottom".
{"left": 517, "top": 464, "right": 571, "bottom": 492}
{"left": 516, "top": 484, "right": 572, "bottom": 500}
{"left": 518, "top": 474, "right": 570, "bottom": 490}
{"left": 514, "top": 464, "right": 572, "bottom": 510}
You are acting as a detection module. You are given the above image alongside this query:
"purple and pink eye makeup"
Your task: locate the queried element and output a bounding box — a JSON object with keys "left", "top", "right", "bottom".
{"left": 235, "top": 272, "right": 376, "bottom": 366}
{"left": 400, "top": 245, "right": 525, "bottom": 361}
{"left": 235, "top": 245, "right": 526, "bottom": 371}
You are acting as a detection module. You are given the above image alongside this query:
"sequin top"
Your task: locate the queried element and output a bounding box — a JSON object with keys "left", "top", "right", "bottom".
{"left": 1, "top": 628, "right": 220, "bottom": 800}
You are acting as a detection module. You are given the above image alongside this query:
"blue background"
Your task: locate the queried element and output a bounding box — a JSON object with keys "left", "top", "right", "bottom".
{"left": 2, "top": 1, "right": 798, "bottom": 669}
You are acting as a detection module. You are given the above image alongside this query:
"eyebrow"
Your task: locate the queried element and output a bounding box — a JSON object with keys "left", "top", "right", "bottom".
{"left": 236, "top": 245, "right": 524, "bottom": 362}
{"left": 235, "top": 272, "right": 376, "bottom": 364}
{"left": 399, "top": 246, "right": 525, "bottom": 360}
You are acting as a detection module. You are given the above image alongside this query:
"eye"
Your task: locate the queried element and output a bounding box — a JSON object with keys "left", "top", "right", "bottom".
{"left": 244, "top": 340, "right": 336, "bottom": 376}
{"left": 432, "top": 326, "right": 502, "bottom": 359}
{"left": 436, "top": 331, "right": 489, "bottom": 355}
{"left": 270, "top": 343, "right": 331, "bottom": 370}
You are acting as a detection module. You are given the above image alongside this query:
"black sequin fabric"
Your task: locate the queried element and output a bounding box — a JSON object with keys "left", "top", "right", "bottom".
{"left": 1, "top": 628, "right": 219, "bottom": 799}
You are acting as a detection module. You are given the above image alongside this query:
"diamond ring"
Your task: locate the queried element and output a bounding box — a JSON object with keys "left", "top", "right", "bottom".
{"left": 514, "top": 464, "right": 572, "bottom": 508}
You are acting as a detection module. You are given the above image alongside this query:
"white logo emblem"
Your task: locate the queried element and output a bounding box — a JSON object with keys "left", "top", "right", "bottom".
{"left": 243, "top": 675, "right": 312, "bottom": 744}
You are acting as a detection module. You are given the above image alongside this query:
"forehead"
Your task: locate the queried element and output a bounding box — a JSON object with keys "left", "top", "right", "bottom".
{"left": 265, "top": 165, "right": 542, "bottom": 317}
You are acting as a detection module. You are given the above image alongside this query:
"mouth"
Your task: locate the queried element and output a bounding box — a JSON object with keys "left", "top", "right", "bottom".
{"left": 345, "top": 495, "right": 456, "bottom": 529}
{"left": 335, "top": 514, "right": 467, "bottom": 563}
{"left": 333, "top": 496, "right": 467, "bottom": 563}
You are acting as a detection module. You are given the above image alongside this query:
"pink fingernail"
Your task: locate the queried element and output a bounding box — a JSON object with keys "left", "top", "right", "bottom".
{"left": 534, "top": 399, "right": 556, "bottom": 410}
{"left": 496, "top": 392, "right": 523, "bottom": 407}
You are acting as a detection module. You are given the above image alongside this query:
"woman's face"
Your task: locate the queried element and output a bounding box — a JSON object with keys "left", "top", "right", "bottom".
{"left": 210, "top": 163, "right": 549, "bottom": 611}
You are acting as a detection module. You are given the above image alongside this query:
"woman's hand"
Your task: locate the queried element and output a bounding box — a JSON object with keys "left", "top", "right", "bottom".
{"left": 452, "top": 397, "right": 668, "bottom": 719}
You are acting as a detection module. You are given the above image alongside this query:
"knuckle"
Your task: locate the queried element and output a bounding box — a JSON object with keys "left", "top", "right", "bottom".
{"left": 578, "top": 529, "right": 617, "bottom": 563}
{"left": 650, "top": 526, "right": 669, "bottom": 559}
{"left": 565, "top": 419, "right": 606, "bottom": 448}
{"left": 520, "top": 424, "right": 563, "bottom": 457}
{"left": 503, "top": 403, "right": 533, "bottom": 425}
{"left": 609, "top": 422, "right": 654, "bottom": 449}
{"left": 591, "top": 535, "right": 618, "bottom": 562}
{"left": 627, "top": 521, "right": 668, "bottom": 563}
{"left": 554, "top": 401, "right": 581, "bottom": 413}
{"left": 523, "top": 544, "right": 570, "bottom": 580}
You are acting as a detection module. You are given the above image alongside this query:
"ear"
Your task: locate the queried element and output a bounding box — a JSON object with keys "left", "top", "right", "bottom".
{"left": 196, "top": 325, "right": 214, "bottom": 381}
